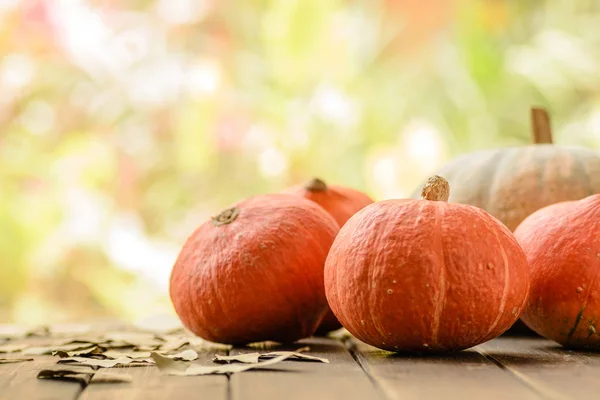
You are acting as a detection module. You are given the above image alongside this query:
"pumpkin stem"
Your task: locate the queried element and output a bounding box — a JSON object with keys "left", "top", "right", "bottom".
{"left": 531, "top": 107, "right": 553, "bottom": 144}
{"left": 212, "top": 207, "right": 240, "bottom": 226}
{"left": 420, "top": 175, "right": 450, "bottom": 202}
{"left": 305, "top": 178, "right": 328, "bottom": 192}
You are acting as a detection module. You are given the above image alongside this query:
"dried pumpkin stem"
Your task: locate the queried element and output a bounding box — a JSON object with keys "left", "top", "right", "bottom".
{"left": 212, "top": 207, "right": 240, "bottom": 226}
{"left": 531, "top": 107, "right": 553, "bottom": 144}
{"left": 420, "top": 175, "right": 450, "bottom": 202}
{"left": 305, "top": 178, "right": 328, "bottom": 192}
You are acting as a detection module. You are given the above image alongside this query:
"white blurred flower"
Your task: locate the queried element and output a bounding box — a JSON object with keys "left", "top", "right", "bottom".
{"left": 156, "top": 0, "right": 209, "bottom": 25}
{"left": 0, "top": 0, "right": 18, "bottom": 14}
{"left": 368, "top": 151, "right": 402, "bottom": 199}
{"left": 310, "top": 84, "right": 360, "bottom": 128}
{"left": 126, "top": 57, "right": 185, "bottom": 107}
{"left": 62, "top": 187, "right": 110, "bottom": 243}
{"left": 244, "top": 124, "right": 273, "bottom": 149}
{"left": 401, "top": 119, "right": 445, "bottom": 172}
{"left": 20, "top": 100, "right": 55, "bottom": 135}
{"left": 0, "top": 54, "right": 36, "bottom": 90}
{"left": 258, "top": 146, "right": 288, "bottom": 178}
{"left": 105, "top": 214, "right": 179, "bottom": 290}
{"left": 186, "top": 58, "right": 221, "bottom": 98}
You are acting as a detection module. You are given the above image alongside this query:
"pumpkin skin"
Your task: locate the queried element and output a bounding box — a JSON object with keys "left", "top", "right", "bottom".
{"left": 514, "top": 194, "right": 600, "bottom": 349}
{"left": 325, "top": 176, "right": 530, "bottom": 353}
{"left": 169, "top": 194, "right": 339, "bottom": 345}
{"left": 283, "top": 178, "right": 374, "bottom": 334}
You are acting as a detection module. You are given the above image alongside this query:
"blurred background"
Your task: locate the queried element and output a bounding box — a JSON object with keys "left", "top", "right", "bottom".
{"left": 2, "top": 0, "right": 600, "bottom": 324}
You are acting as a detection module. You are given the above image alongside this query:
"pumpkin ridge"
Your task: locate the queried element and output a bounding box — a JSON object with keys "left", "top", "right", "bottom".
{"left": 481, "top": 214, "right": 511, "bottom": 340}
{"left": 188, "top": 245, "right": 210, "bottom": 337}
{"left": 431, "top": 203, "right": 447, "bottom": 348}
{"left": 181, "top": 232, "right": 214, "bottom": 337}
{"left": 208, "top": 232, "right": 235, "bottom": 338}
{"left": 366, "top": 208, "right": 393, "bottom": 344}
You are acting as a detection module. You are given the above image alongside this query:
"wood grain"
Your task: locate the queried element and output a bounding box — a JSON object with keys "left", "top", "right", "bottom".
{"left": 477, "top": 336, "right": 600, "bottom": 400}
{"left": 0, "top": 356, "right": 88, "bottom": 400}
{"left": 230, "top": 337, "right": 383, "bottom": 400}
{"left": 350, "top": 337, "right": 543, "bottom": 400}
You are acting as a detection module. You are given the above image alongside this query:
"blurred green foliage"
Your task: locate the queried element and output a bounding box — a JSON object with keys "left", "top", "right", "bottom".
{"left": 1, "top": 0, "right": 600, "bottom": 323}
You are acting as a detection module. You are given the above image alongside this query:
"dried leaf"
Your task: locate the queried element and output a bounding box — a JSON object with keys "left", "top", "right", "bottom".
{"left": 0, "top": 357, "right": 34, "bottom": 364}
{"left": 58, "top": 356, "right": 154, "bottom": 368}
{"left": 64, "top": 335, "right": 105, "bottom": 345}
{"left": 37, "top": 369, "right": 92, "bottom": 385}
{"left": 213, "top": 353, "right": 260, "bottom": 364}
{"left": 156, "top": 349, "right": 198, "bottom": 361}
{"left": 102, "top": 350, "right": 151, "bottom": 359}
{"left": 53, "top": 346, "right": 102, "bottom": 358}
{"left": 213, "top": 347, "right": 329, "bottom": 364}
{"left": 90, "top": 371, "right": 133, "bottom": 384}
{"left": 0, "top": 343, "right": 29, "bottom": 353}
{"left": 24, "top": 342, "right": 97, "bottom": 356}
{"left": 260, "top": 351, "right": 329, "bottom": 364}
{"left": 151, "top": 352, "right": 294, "bottom": 376}
{"left": 97, "top": 341, "right": 135, "bottom": 349}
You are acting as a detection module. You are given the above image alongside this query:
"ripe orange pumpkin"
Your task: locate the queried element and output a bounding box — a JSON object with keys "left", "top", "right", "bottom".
{"left": 283, "top": 178, "right": 374, "bottom": 227}
{"left": 414, "top": 108, "right": 600, "bottom": 231}
{"left": 325, "top": 176, "right": 530, "bottom": 352}
{"left": 169, "top": 194, "right": 339, "bottom": 345}
{"left": 514, "top": 194, "right": 600, "bottom": 349}
{"left": 283, "top": 177, "right": 374, "bottom": 334}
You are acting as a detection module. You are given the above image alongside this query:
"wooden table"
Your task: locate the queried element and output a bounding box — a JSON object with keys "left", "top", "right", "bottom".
{"left": 1, "top": 325, "right": 599, "bottom": 400}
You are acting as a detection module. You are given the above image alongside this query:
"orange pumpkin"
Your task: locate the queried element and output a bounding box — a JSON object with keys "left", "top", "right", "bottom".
{"left": 283, "top": 178, "right": 374, "bottom": 227}
{"left": 283, "top": 177, "right": 374, "bottom": 334}
{"left": 325, "top": 176, "right": 530, "bottom": 352}
{"left": 514, "top": 194, "right": 600, "bottom": 349}
{"left": 169, "top": 194, "right": 339, "bottom": 345}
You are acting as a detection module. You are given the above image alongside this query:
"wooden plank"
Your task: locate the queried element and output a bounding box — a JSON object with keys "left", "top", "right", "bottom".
{"left": 350, "top": 337, "right": 543, "bottom": 400}
{"left": 0, "top": 355, "right": 87, "bottom": 400}
{"left": 477, "top": 336, "right": 600, "bottom": 400}
{"left": 78, "top": 347, "right": 228, "bottom": 400}
{"left": 230, "top": 337, "right": 383, "bottom": 400}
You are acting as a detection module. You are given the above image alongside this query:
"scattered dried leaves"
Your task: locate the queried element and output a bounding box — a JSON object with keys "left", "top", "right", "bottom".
{"left": 102, "top": 350, "right": 151, "bottom": 359}
{"left": 151, "top": 351, "right": 294, "bottom": 376}
{"left": 213, "top": 347, "right": 329, "bottom": 364}
{"left": 53, "top": 346, "right": 103, "bottom": 358}
{"left": 57, "top": 356, "right": 154, "bottom": 368}
{"left": 156, "top": 349, "right": 198, "bottom": 361}
{"left": 24, "top": 342, "right": 98, "bottom": 356}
